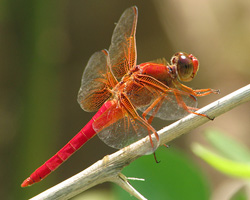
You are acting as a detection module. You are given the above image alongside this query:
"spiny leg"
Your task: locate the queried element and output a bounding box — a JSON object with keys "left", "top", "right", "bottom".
{"left": 142, "top": 96, "right": 165, "bottom": 124}
{"left": 153, "top": 151, "right": 160, "bottom": 163}
{"left": 193, "top": 88, "right": 220, "bottom": 96}
{"left": 119, "top": 93, "right": 159, "bottom": 147}
{"left": 176, "top": 82, "right": 219, "bottom": 97}
{"left": 173, "top": 91, "right": 214, "bottom": 120}
{"left": 142, "top": 96, "right": 171, "bottom": 155}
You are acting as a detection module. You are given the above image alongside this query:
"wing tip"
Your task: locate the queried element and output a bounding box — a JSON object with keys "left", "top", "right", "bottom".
{"left": 132, "top": 6, "right": 138, "bottom": 14}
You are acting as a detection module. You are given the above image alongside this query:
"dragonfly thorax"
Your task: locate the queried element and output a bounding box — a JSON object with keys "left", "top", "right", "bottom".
{"left": 139, "top": 62, "right": 176, "bottom": 86}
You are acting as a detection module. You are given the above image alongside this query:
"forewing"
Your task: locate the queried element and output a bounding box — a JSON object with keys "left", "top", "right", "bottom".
{"left": 124, "top": 80, "right": 157, "bottom": 109}
{"left": 109, "top": 6, "right": 138, "bottom": 79}
{"left": 77, "top": 50, "right": 116, "bottom": 112}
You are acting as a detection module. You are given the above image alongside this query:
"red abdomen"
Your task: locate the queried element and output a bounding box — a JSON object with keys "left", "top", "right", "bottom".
{"left": 21, "top": 100, "right": 114, "bottom": 187}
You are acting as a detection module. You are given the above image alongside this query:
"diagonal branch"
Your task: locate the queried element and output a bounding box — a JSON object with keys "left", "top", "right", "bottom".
{"left": 30, "top": 84, "right": 250, "bottom": 200}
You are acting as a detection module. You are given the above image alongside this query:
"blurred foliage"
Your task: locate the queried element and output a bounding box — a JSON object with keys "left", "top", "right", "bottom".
{"left": 113, "top": 147, "right": 210, "bottom": 200}
{"left": 230, "top": 187, "right": 248, "bottom": 200}
{"left": 192, "top": 129, "right": 250, "bottom": 178}
{"left": 73, "top": 190, "right": 116, "bottom": 200}
{"left": 204, "top": 129, "right": 250, "bottom": 163}
{"left": 192, "top": 129, "right": 250, "bottom": 199}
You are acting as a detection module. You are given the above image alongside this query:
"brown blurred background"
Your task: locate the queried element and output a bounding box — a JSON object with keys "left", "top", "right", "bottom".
{"left": 0, "top": 0, "right": 249, "bottom": 199}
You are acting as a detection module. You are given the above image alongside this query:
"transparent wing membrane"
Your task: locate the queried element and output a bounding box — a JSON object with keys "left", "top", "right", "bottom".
{"left": 93, "top": 99, "right": 159, "bottom": 154}
{"left": 123, "top": 79, "right": 198, "bottom": 121}
{"left": 78, "top": 50, "right": 117, "bottom": 112}
{"left": 109, "top": 6, "right": 138, "bottom": 79}
{"left": 138, "top": 92, "right": 198, "bottom": 121}
{"left": 97, "top": 115, "right": 154, "bottom": 149}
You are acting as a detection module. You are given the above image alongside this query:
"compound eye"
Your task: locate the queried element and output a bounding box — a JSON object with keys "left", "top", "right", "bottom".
{"left": 173, "top": 52, "right": 199, "bottom": 82}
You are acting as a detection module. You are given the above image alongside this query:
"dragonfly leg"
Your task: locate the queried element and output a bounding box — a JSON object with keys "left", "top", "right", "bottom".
{"left": 142, "top": 96, "right": 174, "bottom": 150}
{"left": 142, "top": 96, "right": 165, "bottom": 124}
{"left": 119, "top": 93, "right": 159, "bottom": 147}
{"left": 153, "top": 152, "right": 160, "bottom": 163}
{"left": 173, "top": 91, "right": 214, "bottom": 120}
{"left": 175, "top": 82, "right": 219, "bottom": 97}
{"left": 193, "top": 88, "right": 220, "bottom": 96}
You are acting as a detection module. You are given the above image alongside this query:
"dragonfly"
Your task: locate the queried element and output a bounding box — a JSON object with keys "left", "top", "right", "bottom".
{"left": 21, "top": 6, "right": 219, "bottom": 187}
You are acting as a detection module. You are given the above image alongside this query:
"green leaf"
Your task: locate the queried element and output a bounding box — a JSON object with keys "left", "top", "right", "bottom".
{"left": 114, "top": 147, "right": 210, "bottom": 200}
{"left": 230, "top": 186, "right": 248, "bottom": 200}
{"left": 205, "top": 129, "right": 250, "bottom": 162}
{"left": 192, "top": 143, "right": 250, "bottom": 178}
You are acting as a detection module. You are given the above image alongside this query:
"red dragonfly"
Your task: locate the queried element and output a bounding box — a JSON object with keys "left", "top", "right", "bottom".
{"left": 21, "top": 6, "right": 218, "bottom": 187}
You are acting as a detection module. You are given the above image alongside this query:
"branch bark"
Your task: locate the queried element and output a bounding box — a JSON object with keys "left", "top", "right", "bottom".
{"left": 30, "top": 84, "right": 250, "bottom": 200}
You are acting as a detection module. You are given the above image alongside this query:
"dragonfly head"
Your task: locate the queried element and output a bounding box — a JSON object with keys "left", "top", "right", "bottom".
{"left": 171, "top": 52, "right": 199, "bottom": 82}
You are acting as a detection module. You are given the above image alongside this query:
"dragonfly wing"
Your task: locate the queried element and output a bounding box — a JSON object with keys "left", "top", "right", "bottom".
{"left": 129, "top": 73, "right": 199, "bottom": 121}
{"left": 109, "top": 6, "right": 138, "bottom": 79}
{"left": 78, "top": 50, "right": 117, "bottom": 112}
{"left": 139, "top": 91, "right": 198, "bottom": 120}
{"left": 93, "top": 99, "right": 159, "bottom": 154}
{"left": 124, "top": 80, "right": 158, "bottom": 109}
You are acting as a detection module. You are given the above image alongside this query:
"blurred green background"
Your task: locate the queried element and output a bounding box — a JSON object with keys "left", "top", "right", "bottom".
{"left": 0, "top": 0, "right": 249, "bottom": 199}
